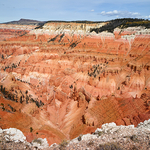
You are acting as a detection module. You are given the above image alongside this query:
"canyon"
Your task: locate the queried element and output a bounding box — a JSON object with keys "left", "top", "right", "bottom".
{"left": 0, "top": 20, "right": 150, "bottom": 145}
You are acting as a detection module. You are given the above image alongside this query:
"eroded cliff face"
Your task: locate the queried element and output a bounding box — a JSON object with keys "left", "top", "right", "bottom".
{"left": 0, "top": 24, "right": 36, "bottom": 41}
{"left": 0, "top": 22, "right": 150, "bottom": 145}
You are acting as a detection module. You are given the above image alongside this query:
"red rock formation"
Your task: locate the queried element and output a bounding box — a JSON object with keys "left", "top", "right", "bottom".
{"left": 0, "top": 24, "right": 36, "bottom": 41}
{"left": 0, "top": 22, "right": 150, "bottom": 145}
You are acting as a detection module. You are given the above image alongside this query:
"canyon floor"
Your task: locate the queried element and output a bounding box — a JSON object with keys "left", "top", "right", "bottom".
{"left": 0, "top": 20, "right": 150, "bottom": 146}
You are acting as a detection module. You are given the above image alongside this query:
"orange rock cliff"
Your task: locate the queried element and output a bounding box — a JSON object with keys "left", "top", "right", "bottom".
{"left": 0, "top": 22, "right": 150, "bottom": 145}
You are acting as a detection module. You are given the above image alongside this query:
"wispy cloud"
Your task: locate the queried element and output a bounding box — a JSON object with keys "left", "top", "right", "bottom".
{"left": 0, "top": 0, "right": 150, "bottom": 22}
{"left": 99, "top": 10, "right": 141, "bottom": 18}
{"left": 145, "top": 15, "right": 150, "bottom": 19}
{"left": 90, "top": 9, "right": 95, "bottom": 12}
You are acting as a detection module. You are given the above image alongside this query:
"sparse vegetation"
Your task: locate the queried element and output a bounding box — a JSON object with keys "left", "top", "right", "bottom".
{"left": 1, "top": 54, "right": 4, "bottom": 59}
{"left": 70, "top": 42, "right": 79, "bottom": 48}
{"left": 69, "top": 85, "right": 73, "bottom": 88}
{"left": 30, "top": 127, "right": 33, "bottom": 132}
{"left": 59, "top": 33, "right": 65, "bottom": 42}
{"left": 90, "top": 18, "right": 150, "bottom": 33}
{"left": 130, "top": 135, "right": 139, "bottom": 142}
{"left": 122, "top": 20, "right": 150, "bottom": 28}
{"left": 8, "top": 104, "right": 16, "bottom": 112}
{"left": 32, "top": 139, "right": 42, "bottom": 145}
{"left": 0, "top": 84, "right": 44, "bottom": 108}
{"left": 59, "top": 140, "right": 69, "bottom": 150}
{"left": 1, "top": 103, "right": 4, "bottom": 107}
{"left": 3, "top": 63, "right": 18, "bottom": 71}
{"left": 2, "top": 107, "right": 5, "bottom": 111}
{"left": 35, "top": 25, "right": 43, "bottom": 29}
{"left": 35, "top": 100, "right": 44, "bottom": 108}
{"left": 88, "top": 63, "right": 107, "bottom": 78}
{"left": 95, "top": 142, "right": 122, "bottom": 150}
{"left": 48, "top": 34, "right": 59, "bottom": 42}
{"left": 78, "top": 134, "right": 82, "bottom": 141}
{"left": 97, "top": 131, "right": 105, "bottom": 137}
{"left": 87, "top": 140, "right": 94, "bottom": 146}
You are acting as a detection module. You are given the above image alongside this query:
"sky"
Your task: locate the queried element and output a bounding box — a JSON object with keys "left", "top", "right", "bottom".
{"left": 0, "top": 0, "right": 150, "bottom": 23}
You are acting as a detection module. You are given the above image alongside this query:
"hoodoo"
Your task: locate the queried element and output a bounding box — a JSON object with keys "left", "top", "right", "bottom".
{"left": 0, "top": 19, "right": 150, "bottom": 145}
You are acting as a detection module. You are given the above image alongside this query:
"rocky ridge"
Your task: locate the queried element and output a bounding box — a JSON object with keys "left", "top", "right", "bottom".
{"left": 0, "top": 20, "right": 150, "bottom": 145}
{"left": 0, "top": 119, "right": 150, "bottom": 149}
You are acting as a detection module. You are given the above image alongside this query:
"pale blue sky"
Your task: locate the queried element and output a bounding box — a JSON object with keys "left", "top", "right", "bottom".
{"left": 0, "top": 0, "right": 150, "bottom": 23}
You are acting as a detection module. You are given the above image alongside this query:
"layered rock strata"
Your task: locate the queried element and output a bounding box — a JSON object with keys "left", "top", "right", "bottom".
{"left": 0, "top": 22, "right": 150, "bottom": 145}
{"left": 0, "top": 24, "right": 36, "bottom": 41}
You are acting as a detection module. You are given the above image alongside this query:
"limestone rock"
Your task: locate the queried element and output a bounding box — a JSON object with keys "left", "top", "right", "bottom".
{"left": 137, "top": 119, "right": 150, "bottom": 130}
{"left": 2, "top": 128, "right": 26, "bottom": 143}
{"left": 31, "top": 138, "right": 49, "bottom": 149}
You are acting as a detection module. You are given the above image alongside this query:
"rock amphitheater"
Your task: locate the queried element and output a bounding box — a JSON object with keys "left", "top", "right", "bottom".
{"left": 0, "top": 21, "right": 150, "bottom": 147}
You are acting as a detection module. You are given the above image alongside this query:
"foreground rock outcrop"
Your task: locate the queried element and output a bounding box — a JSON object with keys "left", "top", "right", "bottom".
{"left": 1, "top": 119, "right": 150, "bottom": 150}
{"left": 0, "top": 19, "right": 150, "bottom": 145}
{"left": 59, "top": 119, "right": 150, "bottom": 150}
{"left": 0, "top": 128, "right": 49, "bottom": 149}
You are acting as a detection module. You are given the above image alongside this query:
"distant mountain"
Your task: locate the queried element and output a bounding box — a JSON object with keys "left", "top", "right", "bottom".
{"left": 3, "top": 18, "right": 46, "bottom": 25}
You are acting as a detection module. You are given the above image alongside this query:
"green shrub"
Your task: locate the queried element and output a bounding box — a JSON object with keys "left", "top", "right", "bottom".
{"left": 30, "top": 127, "right": 33, "bottom": 132}
{"left": 1, "top": 103, "right": 4, "bottom": 106}
{"left": 78, "top": 135, "right": 82, "bottom": 141}
{"left": 97, "top": 131, "right": 105, "bottom": 136}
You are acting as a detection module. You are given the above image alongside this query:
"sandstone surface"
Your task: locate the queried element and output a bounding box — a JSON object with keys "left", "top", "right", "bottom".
{"left": 0, "top": 21, "right": 150, "bottom": 145}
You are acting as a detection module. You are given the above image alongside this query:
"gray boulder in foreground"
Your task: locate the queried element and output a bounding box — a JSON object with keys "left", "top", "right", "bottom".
{"left": 1, "top": 128, "right": 26, "bottom": 143}
{"left": 0, "top": 128, "right": 49, "bottom": 149}
{"left": 31, "top": 138, "right": 49, "bottom": 149}
{"left": 137, "top": 119, "right": 150, "bottom": 130}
